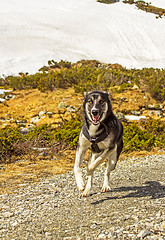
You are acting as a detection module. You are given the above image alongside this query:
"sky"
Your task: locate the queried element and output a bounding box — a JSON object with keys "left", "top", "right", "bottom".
{"left": 0, "top": 0, "right": 165, "bottom": 76}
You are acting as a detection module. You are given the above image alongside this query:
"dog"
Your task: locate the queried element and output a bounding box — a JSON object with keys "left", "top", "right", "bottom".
{"left": 74, "top": 90, "right": 123, "bottom": 197}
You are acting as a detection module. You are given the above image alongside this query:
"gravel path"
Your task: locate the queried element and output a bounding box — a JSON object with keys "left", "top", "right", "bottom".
{"left": 0, "top": 154, "right": 165, "bottom": 239}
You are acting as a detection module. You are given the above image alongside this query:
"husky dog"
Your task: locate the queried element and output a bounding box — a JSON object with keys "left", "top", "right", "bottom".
{"left": 74, "top": 91, "right": 123, "bottom": 197}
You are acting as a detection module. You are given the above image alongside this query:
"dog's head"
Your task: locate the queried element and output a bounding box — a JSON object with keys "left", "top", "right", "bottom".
{"left": 83, "top": 91, "right": 112, "bottom": 125}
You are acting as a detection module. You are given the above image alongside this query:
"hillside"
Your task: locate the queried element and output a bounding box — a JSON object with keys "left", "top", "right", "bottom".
{"left": 0, "top": 62, "right": 165, "bottom": 194}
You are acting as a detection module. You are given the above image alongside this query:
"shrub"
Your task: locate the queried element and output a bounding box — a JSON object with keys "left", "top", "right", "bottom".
{"left": 123, "top": 0, "right": 165, "bottom": 18}
{"left": 123, "top": 119, "right": 165, "bottom": 152}
{"left": 0, "top": 127, "right": 24, "bottom": 162}
{"left": 123, "top": 122, "right": 155, "bottom": 152}
{"left": 97, "top": 0, "right": 119, "bottom": 3}
{"left": 0, "top": 117, "right": 165, "bottom": 163}
{"left": 1, "top": 60, "right": 165, "bottom": 101}
{"left": 53, "top": 115, "right": 82, "bottom": 148}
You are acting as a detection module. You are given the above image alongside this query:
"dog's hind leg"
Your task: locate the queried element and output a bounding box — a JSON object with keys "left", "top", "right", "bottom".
{"left": 81, "top": 153, "right": 98, "bottom": 197}
{"left": 101, "top": 149, "right": 117, "bottom": 192}
{"left": 74, "top": 145, "right": 86, "bottom": 192}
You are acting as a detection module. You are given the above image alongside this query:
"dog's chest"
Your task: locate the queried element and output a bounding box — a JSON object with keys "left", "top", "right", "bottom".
{"left": 88, "top": 124, "right": 113, "bottom": 150}
{"left": 97, "top": 134, "right": 113, "bottom": 149}
{"left": 88, "top": 125, "right": 100, "bottom": 137}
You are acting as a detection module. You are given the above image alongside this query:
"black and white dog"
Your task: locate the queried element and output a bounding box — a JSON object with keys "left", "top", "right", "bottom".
{"left": 74, "top": 91, "right": 123, "bottom": 197}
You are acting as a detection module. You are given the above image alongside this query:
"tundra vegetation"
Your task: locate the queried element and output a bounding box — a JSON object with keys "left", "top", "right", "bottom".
{"left": 97, "top": 0, "right": 165, "bottom": 18}
{"left": 0, "top": 60, "right": 165, "bottom": 163}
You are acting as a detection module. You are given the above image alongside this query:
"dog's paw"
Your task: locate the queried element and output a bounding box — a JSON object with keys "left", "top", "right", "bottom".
{"left": 78, "top": 184, "right": 85, "bottom": 192}
{"left": 80, "top": 190, "right": 90, "bottom": 197}
{"left": 101, "top": 185, "right": 111, "bottom": 193}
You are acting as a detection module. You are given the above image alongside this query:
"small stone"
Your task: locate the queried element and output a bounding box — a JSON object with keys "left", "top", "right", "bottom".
{"left": 39, "top": 110, "right": 46, "bottom": 118}
{"left": 131, "top": 110, "right": 141, "bottom": 116}
{"left": 31, "top": 116, "right": 40, "bottom": 124}
{"left": 47, "top": 112, "right": 53, "bottom": 118}
{"left": 57, "top": 102, "right": 68, "bottom": 109}
{"left": 90, "top": 223, "right": 97, "bottom": 229}
{"left": 137, "top": 230, "right": 151, "bottom": 239}
{"left": 132, "top": 84, "right": 139, "bottom": 89}
{"left": 3, "top": 212, "right": 14, "bottom": 218}
{"left": 45, "top": 232, "right": 52, "bottom": 237}
{"left": 98, "top": 233, "right": 106, "bottom": 239}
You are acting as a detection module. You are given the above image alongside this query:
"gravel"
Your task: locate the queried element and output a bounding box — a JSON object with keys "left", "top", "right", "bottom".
{"left": 0, "top": 154, "right": 165, "bottom": 239}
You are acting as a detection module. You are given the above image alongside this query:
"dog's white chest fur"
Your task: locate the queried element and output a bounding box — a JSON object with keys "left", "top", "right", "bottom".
{"left": 88, "top": 124, "right": 99, "bottom": 137}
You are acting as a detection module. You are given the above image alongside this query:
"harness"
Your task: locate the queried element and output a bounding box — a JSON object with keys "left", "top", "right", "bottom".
{"left": 82, "top": 122, "right": 111, "bottom": 153}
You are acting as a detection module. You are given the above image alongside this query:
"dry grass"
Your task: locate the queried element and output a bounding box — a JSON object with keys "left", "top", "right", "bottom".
{"left": 0, "top": 150, "right": 75, "bottom": 194}
{"left": 0, "top": 88, "right": 83, "bottom": 128}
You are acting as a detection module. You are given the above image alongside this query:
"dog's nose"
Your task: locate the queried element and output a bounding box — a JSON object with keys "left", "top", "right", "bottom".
{"left": 92, "top": 109, "right": 99, "bottom": 116}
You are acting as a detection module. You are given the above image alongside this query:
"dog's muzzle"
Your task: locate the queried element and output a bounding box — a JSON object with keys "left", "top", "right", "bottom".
{"left": 91, "top": 109, "right": 101, "bottom": 125}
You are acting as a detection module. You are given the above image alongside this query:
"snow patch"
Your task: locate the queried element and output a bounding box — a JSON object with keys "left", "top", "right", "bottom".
{"left": 125, "top": 115, "right": 147, "bottom": 121}
{"left": 0, "top": 0, "right": 165, "bottom": 76}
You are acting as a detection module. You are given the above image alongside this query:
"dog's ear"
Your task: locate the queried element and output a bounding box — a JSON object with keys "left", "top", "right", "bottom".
{"left": 84, "top": 92, "right": 88, "bottom": 98}
{"left": 104, "top": 91, "right": 110, "bottom": 97}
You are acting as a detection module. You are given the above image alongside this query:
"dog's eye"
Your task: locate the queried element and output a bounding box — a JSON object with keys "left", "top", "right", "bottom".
{"left": 88, "top": 99, "right": 93, "bottom": 104}
{"left": 99, "top": 100, "right": 104, "bottom": 104}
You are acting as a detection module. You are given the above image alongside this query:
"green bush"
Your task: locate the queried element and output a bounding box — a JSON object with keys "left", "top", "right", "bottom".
{"left": 123, "top": 119, "right": 165, "bottom": 152}
{"left": 0, "top": 127, "right": 24, "bottom": 162}
{"left": 0, "top": 117, "right": 165, "bottom": 163}
{"left": 53, "top": 116, "right": 82, "bottom": 148}
{"left": 1, "top": 60, "right": 165, "bottom": 101}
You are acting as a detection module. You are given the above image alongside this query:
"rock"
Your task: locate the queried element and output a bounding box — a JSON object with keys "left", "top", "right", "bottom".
{"left": 66, "top": 106, "right": 76, "bottom": 112}
{"left": 0, "top": 98, "right": 5, "bottom": 103}
{"left": 39, "top": 110, "right": 46, "bottom": 118}
{"left": 120, "top": 97, "right": 126, "bottom": 102}
{"left": 31, "top": 116, "right": 40, "bottom": 124}
{"left": 5, "top": 94, "right": 16, "bottom": 100}
{"left": 148, "top": 104, "right": 164, "bottom": 110}
{"left": 45, "top": 232, "right": 52, "bottom": 237}
{"left": 98, "top": 233, "right": 106, "bottom": 239}
{"left": 148, "top": 110, "right": 162, "bottom": 117}
{"left": 57, "top": 102, "right": 68, "bottom": 109}
{"left": 3, "top": 212, "right": 14, "bottom": 218}
{"left": 0, "top": 166, "right": 5, "bottom": 171}
{"left": 130, "top": 110, "right": 141, "bottom": 116}
{"left": 137, "top": 230, "right": 151, "bottom": 239}
{"left": 90, "top": 223, "right": 97, "bottom": 229}
{"left": 20, "top": 125, "right": 34, "bottom": 134}
{"left": 132, "top": 84, "right": 139, "bottom": 89}
{"left": 16, "top": 119, "right": 27, "bottom": 126}
{"left": 46, "top": 112, "right": 53, "bottom": 118}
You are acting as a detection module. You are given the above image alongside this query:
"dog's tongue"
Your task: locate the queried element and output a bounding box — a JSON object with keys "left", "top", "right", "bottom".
{"left": 93, "top": 116, "right": 99, "bottom": 124}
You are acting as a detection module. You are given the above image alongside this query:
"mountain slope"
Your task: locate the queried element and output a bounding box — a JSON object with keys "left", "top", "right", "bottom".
{"left": 0, "top": 0, "right": 165, "bottom": 76}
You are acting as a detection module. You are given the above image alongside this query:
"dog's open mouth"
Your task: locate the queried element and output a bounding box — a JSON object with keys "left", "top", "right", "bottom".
{"left": 91, "top": 115, "right": 100, "bottom": 125}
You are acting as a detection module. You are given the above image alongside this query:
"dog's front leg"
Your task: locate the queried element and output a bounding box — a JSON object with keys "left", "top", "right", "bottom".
{"left": 81, "top": 153, "right": 98, "bottom": 197}
{"left": 74, "top": 145, "right": 86, "bottom": 192}
{"left": 87, "top": 145, "right": 117, "bottom": 175}
{"left": 101, "top": 150, "right": 117, "bottom": 192}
